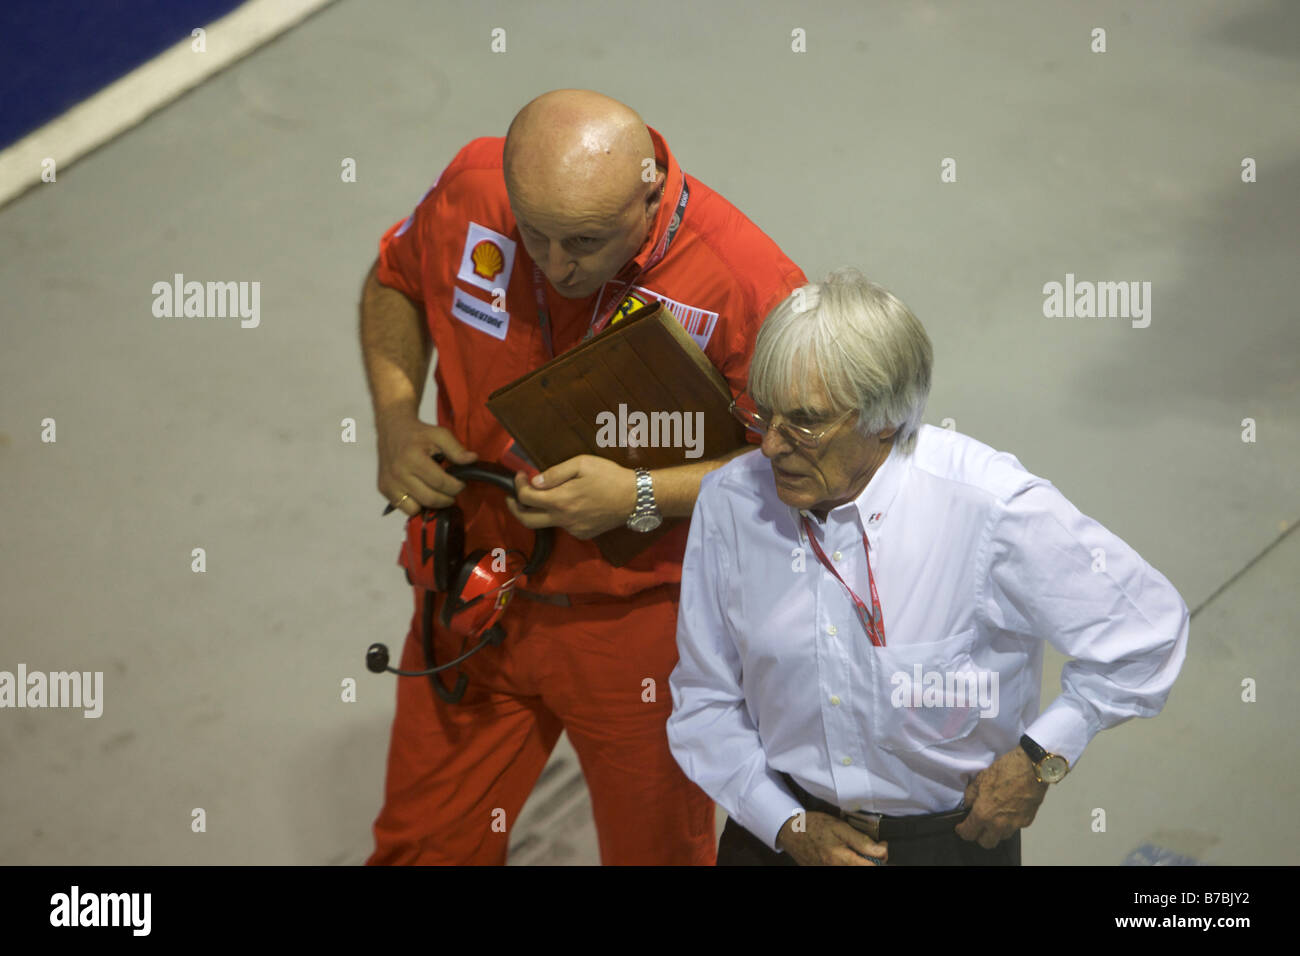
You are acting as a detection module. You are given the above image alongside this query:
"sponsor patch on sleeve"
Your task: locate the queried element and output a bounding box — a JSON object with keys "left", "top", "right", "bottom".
{"left": 394, "top": 172, "right": 443, "bottom": 237}
{"left": 457, "top": 222, "right": 517, "bottom": 294}
{"left": 634, "top": 286, "right": 719, "bottom": 351}
{"left": 451, "top": 287, "right": 510, "bottom": 341}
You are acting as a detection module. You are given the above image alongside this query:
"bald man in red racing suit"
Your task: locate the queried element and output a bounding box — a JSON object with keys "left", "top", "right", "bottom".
{"left": 361, "top": 90, "right": 806, "bottom": 865}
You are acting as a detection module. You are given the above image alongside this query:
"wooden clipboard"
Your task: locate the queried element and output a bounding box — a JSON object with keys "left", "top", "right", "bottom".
{"left": 486, "top": 301, "right": 748, "bottom": 565}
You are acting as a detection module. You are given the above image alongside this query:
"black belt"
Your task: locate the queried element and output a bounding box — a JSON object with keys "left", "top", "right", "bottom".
{"left": 515, "top": 588, "right": 571, "bottom": 607}
{"left": 514, "top": 584, "right": 678, "bottom": 608}
{"left": 781, "top": 773, "right": 970, "bottom": 842}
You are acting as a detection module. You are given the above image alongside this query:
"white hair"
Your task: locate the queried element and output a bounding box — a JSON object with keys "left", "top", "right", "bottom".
{"left": 748, "top": 268, "right": 933, "bottom": 454}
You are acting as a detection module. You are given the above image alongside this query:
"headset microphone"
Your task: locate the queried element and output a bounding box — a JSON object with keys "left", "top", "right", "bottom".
{"left": 365, "top": 625, "right": 504, "bottom": 677}
{"left": 363, "top": 461, "right": 554, "bottom": 704}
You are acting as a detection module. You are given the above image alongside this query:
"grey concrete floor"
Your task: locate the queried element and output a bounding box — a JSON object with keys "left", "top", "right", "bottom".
{"left": 1, "top": 0, "right": 1297, "bottom": 865}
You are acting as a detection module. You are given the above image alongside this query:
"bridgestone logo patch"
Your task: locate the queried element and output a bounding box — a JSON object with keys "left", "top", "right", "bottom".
{"left": 452, "top": 287, "right": 509, "bottom": 340}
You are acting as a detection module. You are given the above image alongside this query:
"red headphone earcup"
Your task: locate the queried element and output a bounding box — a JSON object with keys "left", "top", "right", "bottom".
{"left": 440, "top": 548, "right": 488, "bottom": 630}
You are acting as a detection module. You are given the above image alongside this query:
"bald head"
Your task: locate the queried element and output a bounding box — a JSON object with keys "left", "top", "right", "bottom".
{"left": 504, "top": 89, "right": 654, "bottom": 211}
{"left": 503, "top": 90, "right": 667, "bottom": 299}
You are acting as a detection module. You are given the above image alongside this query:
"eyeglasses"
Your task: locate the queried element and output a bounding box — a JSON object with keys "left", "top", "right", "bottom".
{"left": 729, "top": 394, "right": 856, "bottom": 450}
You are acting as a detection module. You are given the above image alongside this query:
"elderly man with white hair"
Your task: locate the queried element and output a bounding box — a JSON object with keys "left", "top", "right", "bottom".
{"left": 666, "top": 269, "right": 1189, "bottom": 866}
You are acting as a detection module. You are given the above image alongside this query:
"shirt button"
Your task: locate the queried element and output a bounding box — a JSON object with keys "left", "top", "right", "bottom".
{"left": 832, "top": 550, "right": 843, "bottom": 561}
{"left": 827, "top": 624, "right": 837, "bottom": 636}
{"left": 842, "top": 757, "right": 852, "bottom": 766}
{"left": 830, "top": 695, "right": 841, "bottom": 706}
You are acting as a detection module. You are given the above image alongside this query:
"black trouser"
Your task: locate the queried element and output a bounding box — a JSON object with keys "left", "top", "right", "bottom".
{"left": 716, "top": 813, "right": 1021, "bottom": 866}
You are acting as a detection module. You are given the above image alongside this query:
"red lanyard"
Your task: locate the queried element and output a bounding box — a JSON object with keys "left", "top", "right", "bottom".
{"left": 530, "top": 180, "right": 690, "bottom": 360}
{"left": 800, "top": 515, "right": 886, "bottom": 648}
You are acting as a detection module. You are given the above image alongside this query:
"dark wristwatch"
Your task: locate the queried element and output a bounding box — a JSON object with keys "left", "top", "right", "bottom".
{"left": 626, "top": 467, "right": 662, "bottom": 532}
{"left": 1020, "top": 734, "right": 1069, "bottom": 784}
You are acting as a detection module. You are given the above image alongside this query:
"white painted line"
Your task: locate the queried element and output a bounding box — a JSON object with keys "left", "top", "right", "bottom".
{"left": 0, "top": 0, "right": 338, "bottom": 210}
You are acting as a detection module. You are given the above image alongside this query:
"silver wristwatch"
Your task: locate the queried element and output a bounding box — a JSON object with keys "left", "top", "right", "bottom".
{"left": 626, "top": 467, "right": 663, "bottom": 532}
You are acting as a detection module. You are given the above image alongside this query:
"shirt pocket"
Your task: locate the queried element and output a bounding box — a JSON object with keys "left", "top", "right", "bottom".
{"left": 870, "top": 626, "right": 982, "bottom": 753}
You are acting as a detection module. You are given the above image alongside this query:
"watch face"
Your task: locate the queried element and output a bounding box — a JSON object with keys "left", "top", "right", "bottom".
{"left": 628, "top": 513, "right": 662, "bottom": 533}
{"left": 1041, "top": 756, "right": 1068, "bottom": 783}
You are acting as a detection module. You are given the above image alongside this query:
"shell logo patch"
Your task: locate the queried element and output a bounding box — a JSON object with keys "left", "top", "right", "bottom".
{"left": 471, "top": 240, "right": 505, "bottom": 281}
{"left": 457, "top": 222, "right": 517, "bottom": 294}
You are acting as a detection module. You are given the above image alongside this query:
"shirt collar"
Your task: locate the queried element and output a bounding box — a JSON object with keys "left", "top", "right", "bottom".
{"left": 619, "top": 125, "right": 684, "bottom": 276}
{"left": 790, "top": 440, "right": 910, "bottom": 535}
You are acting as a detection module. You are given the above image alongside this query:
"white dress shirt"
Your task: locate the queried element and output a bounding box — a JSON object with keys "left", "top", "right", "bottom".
{"left": 667, "top": 424, "right": 1189, "bottom": 853}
